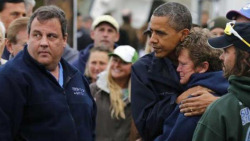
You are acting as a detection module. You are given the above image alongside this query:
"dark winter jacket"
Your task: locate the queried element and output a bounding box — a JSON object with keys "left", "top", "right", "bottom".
{"left": 193, "top": 75, "right": 250, "bottom": 141}
{"left": 155, "top": 71, "right": 229, "bottom": 141}
{"left": 0, "top": 46, "right": 96, "bottom": 141}
{"left": 131, "top": 53, "right": 183, "bottom": 141}
{"left": 72, "top": 43, "right": 94, "bottom": 74}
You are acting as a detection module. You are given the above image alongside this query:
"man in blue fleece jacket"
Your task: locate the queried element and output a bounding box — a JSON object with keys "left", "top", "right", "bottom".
{"left": 0, "top": 5, "right": 96, "bottom": 141}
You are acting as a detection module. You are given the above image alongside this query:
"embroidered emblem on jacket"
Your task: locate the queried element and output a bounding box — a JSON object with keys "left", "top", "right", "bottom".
{"left": 72, "top": 87, "right": 86, "bottom": 96}
{"left": 240, "top": 107, "right": 250, "bottom": 126}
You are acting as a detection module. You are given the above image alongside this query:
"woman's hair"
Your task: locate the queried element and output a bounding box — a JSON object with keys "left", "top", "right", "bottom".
{"left": 176, "top": 28, "right": 223, "bottom": 72}
{"left": 107, "top": 57, "right": 132, "bottom": 119}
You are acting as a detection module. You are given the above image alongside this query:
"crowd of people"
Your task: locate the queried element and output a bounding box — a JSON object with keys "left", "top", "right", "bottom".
{"left": 0, "top": 0, "right": 249, "bottom": 141}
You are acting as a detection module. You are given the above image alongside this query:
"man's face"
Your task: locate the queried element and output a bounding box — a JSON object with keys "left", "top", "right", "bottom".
{"left": 235, "top": 15, "right": 250, "bottom": 23}
{"left": 7, "top": 28, "right": 28, "bottom": 57}
{"left": 220, "top": 46, "right": 236, "bottom": 78}
{"left": 27, "top": 18, "right": 67, "bottom": 71}
{"left": 0, "top": 2, "right": 26, "bottom": 29}
{"left": 149, "top": 16, "right": 187, "bottom": 58}
{"left": 91, "top": 23, "right": 119, "bottom": 51}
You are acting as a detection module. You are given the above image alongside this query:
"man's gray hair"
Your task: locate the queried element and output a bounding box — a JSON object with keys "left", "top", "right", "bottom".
{"left": 153, "top": 2, "right": 192, "bottom": 31}
{"left": 27, "top": 5, "right": 67, "bottom": 36}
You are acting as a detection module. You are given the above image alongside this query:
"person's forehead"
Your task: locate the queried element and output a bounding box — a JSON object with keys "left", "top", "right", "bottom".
{"left": 95, "top": 22, "right": 116, "bottom": 31}
{"left": 150, "top": 16, "right": 173, "bottom": 30}
{"left": 30, "top": 18, "right": 62, "bottom": 33}
{"left": 4, "top": 2, "right": 25, "bottom": 9}
{"left": 2, "top": 2, "right": 26, "bottom": 14}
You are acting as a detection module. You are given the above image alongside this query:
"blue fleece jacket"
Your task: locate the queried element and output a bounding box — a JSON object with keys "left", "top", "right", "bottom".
{"left": 72, "top": 43, "right": 94, "bottom": 74}
{"left": 0, "top": 46, "right": 96, "bottom": 141}
{"left": 155, "top": 71, "right": 229, "bottom": 141}
{"left": 131, "top": 53, "right": 183, "bottom": 141}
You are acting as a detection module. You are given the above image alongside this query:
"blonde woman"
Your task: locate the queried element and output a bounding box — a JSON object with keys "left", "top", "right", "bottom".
{"left": 90, "top": 45, "right": 138, "bottom": 141}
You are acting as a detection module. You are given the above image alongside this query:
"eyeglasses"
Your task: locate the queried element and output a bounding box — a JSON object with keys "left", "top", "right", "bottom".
{"left": 224, "top": 21, "right": 250, "bottom": 47}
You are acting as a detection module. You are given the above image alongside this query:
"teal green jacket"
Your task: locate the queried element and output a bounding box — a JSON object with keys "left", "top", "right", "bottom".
{"left": 192, "top": 75, "right": 250, "bottom": 141}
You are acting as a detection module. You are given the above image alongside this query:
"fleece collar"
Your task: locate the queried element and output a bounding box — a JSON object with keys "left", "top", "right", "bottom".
{"left": 96, "top": 71, "right": 110, "bottom": 93}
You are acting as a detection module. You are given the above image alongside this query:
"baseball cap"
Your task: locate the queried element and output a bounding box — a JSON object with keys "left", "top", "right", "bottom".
{"left": 208, "top": 22, "right": 250, "bottom": 52}
{"left": 109, "top": 45, "right": 139, "bottom": 63}
{"left": 91, "top": 15, "right": 119, "bottom": 31}
{"left": 226, "top": 3, "right": 250, "bottom": 20}
{"left": 207, "top": 17, "right": 230, "bottom": 30}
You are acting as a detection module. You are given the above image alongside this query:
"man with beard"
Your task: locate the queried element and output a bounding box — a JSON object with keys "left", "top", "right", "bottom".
{"left": 192, "top": 22, "right": 250, "bottom": 141}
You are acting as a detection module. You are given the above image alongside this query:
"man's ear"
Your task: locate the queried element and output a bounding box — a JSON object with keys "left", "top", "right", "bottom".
{"left": 196, "top": 61, "right": 209, "bottom": 73}
{"left": 179, "top": 29, "right": 190, "bottom": 42}
{"left": 6, "top": 40, "right": 14, "bottom": 55}
{"left": 90, "top": 30, "right": 95, "bottom": 40}
{"left": 63, "top": 33, "right": 68, "bottom": 49}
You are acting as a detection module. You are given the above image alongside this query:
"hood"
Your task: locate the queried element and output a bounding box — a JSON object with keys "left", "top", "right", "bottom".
{"left": 96, "top": 71, "right": 110, "bottom": 93}
{"left": 185, "top": 71, "right": 229, "bottom": 96}
{"left": 228, "top": 75, "right": 250, "bottom": 107}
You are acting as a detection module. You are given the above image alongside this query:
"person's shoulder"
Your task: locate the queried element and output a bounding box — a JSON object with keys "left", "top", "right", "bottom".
{"left": 133, "top": 53, "right": 154, "bottom": 68}
{"left": 79, "top": 43, "right": 93, "bottom": 54}
{"left": 204, "top": 93, "right": 237, "bottom": 115}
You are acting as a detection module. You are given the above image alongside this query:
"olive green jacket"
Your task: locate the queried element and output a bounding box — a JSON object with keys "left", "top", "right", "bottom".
{"left": 192, "top": 75, "right": 250, "bottom": 141}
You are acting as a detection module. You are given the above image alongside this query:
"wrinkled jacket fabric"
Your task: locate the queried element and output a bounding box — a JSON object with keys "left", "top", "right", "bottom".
{"left": 90, "top": 71, "right": 132, "bottom": 141}
{"left": 131, "top": 53, "right": 183, "bottom": 141}
{"left": 72, "top": 43, "right": 94, "bottom": 74}
{"left": 0, "top": 47, "right": 96, "bottom": 141}
{"left": 155, "top": 71, "right": 229, "bottom": 141}
{"left": 193, "top": 75, "right": 250, "bottom": 141}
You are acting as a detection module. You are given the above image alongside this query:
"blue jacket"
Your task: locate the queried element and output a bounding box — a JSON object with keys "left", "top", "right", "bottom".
{"left": 72, "top": 43, "right": 94, "bottom": 74}
{"left": 72, "top": 43, "right": 118, "bottom": 74}
{"left": 131, "top": 53, "right": 183, "bottom": 141}
{"left": 0, "top": 47, "right": 96, "bottom": 141}
{"left": 155, "top": 71, "right": 229, "bottom": 141}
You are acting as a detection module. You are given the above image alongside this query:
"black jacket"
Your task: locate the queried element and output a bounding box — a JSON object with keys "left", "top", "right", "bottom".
{"left": 131, "top": 53, "right": 183, "bottom": 141}
{"left": 0, "top": 47, "right": 96, "bottom": 141}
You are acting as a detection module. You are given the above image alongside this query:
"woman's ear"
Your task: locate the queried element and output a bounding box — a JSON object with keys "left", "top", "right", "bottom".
{"left": 180, "top": 29, "right": 190, "bottom": 42}
{"left": 196, "top": 61, "right": 209, "bottom": 73}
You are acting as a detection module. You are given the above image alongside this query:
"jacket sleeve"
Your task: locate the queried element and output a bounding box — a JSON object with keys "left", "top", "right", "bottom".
{"left": 0, "top": 75, "right": 26, "bottom": 141}
{"left": 155, "top": 106, "right": 201, "bottom": 141}
{"left": 131, "top": 63, "right": 177, "bottom": 141}
{"left": 192, "top": 102, "right": 224, "bottom": 141}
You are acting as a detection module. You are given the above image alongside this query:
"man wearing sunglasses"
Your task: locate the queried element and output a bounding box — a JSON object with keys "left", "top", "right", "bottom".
{"left": 192, "top": 22, "right": 250, "bottom": 141}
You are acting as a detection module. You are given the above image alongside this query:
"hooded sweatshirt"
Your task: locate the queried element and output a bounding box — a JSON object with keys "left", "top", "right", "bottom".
{"left": 155, "top": 71, "right": 229, "bottom": 141}
{"left": 193, "top": 75, "right": 250, "bottom": 141}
